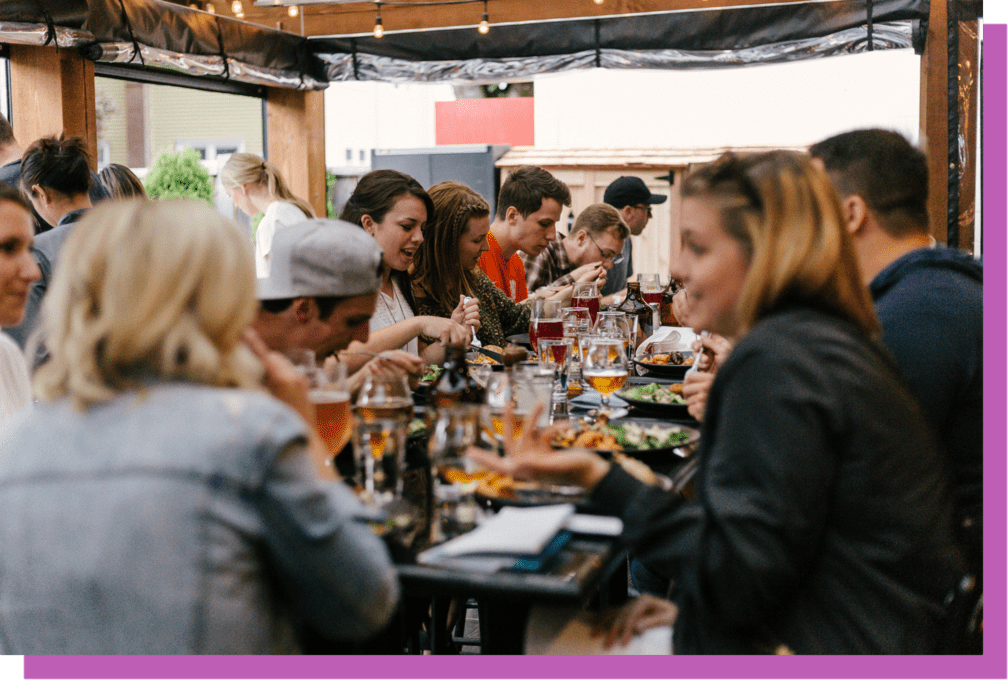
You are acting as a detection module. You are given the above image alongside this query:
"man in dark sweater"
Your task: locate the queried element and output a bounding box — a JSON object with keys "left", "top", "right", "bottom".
{"left": 810, "top": 129, "right": 983, "bottom": 571}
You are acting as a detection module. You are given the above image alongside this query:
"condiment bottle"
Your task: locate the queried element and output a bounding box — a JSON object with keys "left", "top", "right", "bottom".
{"left": 614, "top": 281, "right": 653, "bottom": 344}
{"left": 660, "top": 278, "right": 685, "bottom": 326}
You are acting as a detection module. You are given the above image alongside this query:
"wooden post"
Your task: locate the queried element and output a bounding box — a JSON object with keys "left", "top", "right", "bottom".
{"left": 266, "top": 87, "right": 327, "bottom": 218}
{"left": 8, "top": 45, "right": 97, "bottom": 170}
{"left": 919, "top": 0, "right": 948, "bottom": 244}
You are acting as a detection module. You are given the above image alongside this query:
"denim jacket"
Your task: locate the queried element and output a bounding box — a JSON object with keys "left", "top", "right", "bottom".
{"left": 0, "top": 382, "right": 399, "bottom": 654}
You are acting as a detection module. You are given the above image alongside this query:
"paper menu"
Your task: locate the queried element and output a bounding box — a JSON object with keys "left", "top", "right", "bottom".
{"left": 417, "top": 504, "right": 576, "bottom": 565}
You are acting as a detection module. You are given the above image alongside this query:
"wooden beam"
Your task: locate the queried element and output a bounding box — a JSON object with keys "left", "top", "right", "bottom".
{"left": 919, "top": 0, "right": 947, "bottom": 243}
{"left": 955, "top": 19, "right": 979, "bottom": 253}
{"left": 241, "top": 0, "right": 820, "bottom": 39}
{"left": 8, "top": 45, "right": 98, "bottom": 170}
{"left": 266, "top": 88, "right": 327, "bottom": 217}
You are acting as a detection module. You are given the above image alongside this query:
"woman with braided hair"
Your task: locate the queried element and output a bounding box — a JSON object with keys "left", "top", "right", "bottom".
{"left": 220, "top": 152, "right": 314, "bottom": 278}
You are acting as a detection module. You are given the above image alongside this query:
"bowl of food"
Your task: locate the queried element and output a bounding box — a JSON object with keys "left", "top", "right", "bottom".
{"left": 552, "top": 418, "right": 700, "bottom": 470}
{"left": 617, "top": 381, "right": 691, "bottom": 419}
{"left": 633, "top": 350, "right": 694, "bottom": 378}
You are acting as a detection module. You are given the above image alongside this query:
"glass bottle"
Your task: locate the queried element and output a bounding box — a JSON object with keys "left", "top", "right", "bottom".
{"left": 660, "top": 277, "right": 685, "bottom": 326}
{"left": 614, "top": 281, "right": 653, "bottom": 344}
{"left": 433, "top": 344, "right": 486, "bottom": 407}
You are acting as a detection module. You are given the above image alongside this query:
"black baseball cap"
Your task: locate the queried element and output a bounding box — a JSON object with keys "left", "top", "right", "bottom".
{"left": 603, "top": 176, "right": 668, "bottom": 209}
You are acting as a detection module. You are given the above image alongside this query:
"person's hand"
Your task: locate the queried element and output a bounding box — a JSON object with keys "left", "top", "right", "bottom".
{"left": 671, "top": 290, "right": 691, "bottom": 328}
{"left": 450, "top": 295, "right": 481, "bottom": 333}
{"left": 243, "top": 329, "right": 314, "bottom": 424}
{"left": 691, "top": 333, "right": 732, "bottom": 372}
{"left": 421, "top": 317, "right": 471, "bottom": 349}
{"left": 244, "top": 329, "right": 339, "bottom": 481}
{"left": 683, "top": 370, "right": 715, "bottom": 422}
{"left": 465, "top": 403, "right": 611, "bottom": 489}
{"left": 591, "top": 595, "right": 678, "bottom": 650}
{"left": 569, "top": 261, "right": 607, "bottom": 285}
{"left": 346, "top": 350, "right": 425, "bottom": 393}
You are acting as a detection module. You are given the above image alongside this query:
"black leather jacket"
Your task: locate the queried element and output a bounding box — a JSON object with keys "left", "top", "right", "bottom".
{"left": 591, "top": 306, "right": 963, "bottom": 654}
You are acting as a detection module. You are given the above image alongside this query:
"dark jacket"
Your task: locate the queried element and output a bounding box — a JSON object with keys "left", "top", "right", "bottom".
{"left": 590, "top": 306, "right": 963, "bottom": 654}
{"left": 869, "top": 247, "right": 983, "bottom": 530}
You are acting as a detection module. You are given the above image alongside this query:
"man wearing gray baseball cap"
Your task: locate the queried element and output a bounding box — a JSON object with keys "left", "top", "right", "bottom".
{"left": 253, "top": 219, "right": 386, "bottom": 359}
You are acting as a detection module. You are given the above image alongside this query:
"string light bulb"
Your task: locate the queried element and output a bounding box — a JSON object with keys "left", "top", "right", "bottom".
{"left": 594, "top": 0, "right": 604, "bottom": 4}
{"left": 231, "top": 0, "right": 242, "bottom": 13}
{"left": 478, "top": 1, "right": 489, "bottom": 34}
{"left": 205, "top": 2, "right": 215, "bottom": 13}
{"left": 373, "top": 4, "right": 384, "bottom": 38}
{"left": 288, "top": 5, "right": 299, "bottom": 17}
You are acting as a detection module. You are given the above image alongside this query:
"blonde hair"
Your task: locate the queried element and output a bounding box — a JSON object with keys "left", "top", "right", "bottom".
{"left": 34, "top": 199, "right": 263, "bottom": 408}
{"left": 412, "top": 181, "right": 489, "bottom": 314}
{"left": 573, "top": 203, "right": 629, "bottom": 239}
{"left": 220, "top": 153, "right": 316, "bottom": 219}
{"left": 681, "top": 151, "right": 880, "bottom": 337}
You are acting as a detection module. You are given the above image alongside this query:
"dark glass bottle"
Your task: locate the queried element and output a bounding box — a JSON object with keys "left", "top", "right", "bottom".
{"left": 433, "top": 344, "right": 486, "bottom": 406}
{"left": 615, "top": 281, "right": 653, "bottom": 343}
{"left": 660, "top": 278, "right": 685, "bottom": 326}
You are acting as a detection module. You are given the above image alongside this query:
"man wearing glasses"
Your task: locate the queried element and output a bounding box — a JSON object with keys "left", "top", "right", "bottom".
{"left": 600, "top": 176, "right": 668, "bottom": 300}
{"left": 521, "top": 203, "right": 629, "bottom": 303}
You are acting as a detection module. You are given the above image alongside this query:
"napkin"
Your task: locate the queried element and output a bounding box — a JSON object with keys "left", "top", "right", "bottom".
{"left": 636, "top": 326, "right": 697, "bottom": 358}
{"left": 417, "top": 504, "right": 576, "bottom": 567}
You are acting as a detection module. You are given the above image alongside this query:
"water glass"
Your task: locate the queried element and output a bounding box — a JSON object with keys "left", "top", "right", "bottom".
{"left": 352, "top": 417, "right": 407, "bottom": 507}
{"left": 428, "top": 405, "right": 484, "bottom": 542}
{"left": 562, "top": 307, "right": 592, "bottom": 357}
{"left": 483, "top": 372, "right": 512, "bottom": 446}
{"left": 513, "top": 364, "right": 554, "bottom": 429}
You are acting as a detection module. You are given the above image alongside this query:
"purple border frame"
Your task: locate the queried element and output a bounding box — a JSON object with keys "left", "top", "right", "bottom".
{"left": 20, "top": 24, "right": 1008, "bottom": 680}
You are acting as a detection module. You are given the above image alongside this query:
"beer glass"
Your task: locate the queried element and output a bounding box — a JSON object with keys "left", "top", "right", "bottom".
{"left": 571, "top": 280, "right": 600, "bottom": 326}
{"left": 308, "top": 360, "right": 352, "bottom": 461}
{"left": 594, "top": 310, "right": 634, "bottom": 363}
{"left": 529, "top": 298, "right": 563, "bottom": 354}
{"left": 582, "top": 336, "right": 630, "bottom": 416}
{"left": 428, "top": 405, "right": 484, "bottom": 542}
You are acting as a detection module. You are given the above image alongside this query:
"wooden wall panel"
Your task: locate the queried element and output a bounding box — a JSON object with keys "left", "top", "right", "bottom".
{"left": 8, "top": 45, "right": 97, "bottom": 170}
{"left": 266, "top": 87, "right": 327, "bottom": 217}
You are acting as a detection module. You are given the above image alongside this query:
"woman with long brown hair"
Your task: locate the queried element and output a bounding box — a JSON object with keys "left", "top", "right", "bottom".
{"left": 470, "top": 151, "right": 963, "bottom": 654}
{"left": 413, "top": 181, "right": 530, "bottom": 348}
{"left": 220, "top": 152, "right": 315, "bottom": 279}
{"left": 339, "top": 170, "right": 476, "bottom": 367}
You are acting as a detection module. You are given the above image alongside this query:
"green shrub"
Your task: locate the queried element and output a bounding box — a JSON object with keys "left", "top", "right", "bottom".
{"left": 326, "top": 170, "right": 338, "bottom": 218}
{"left": 144, "top": 148, "right": 215, "bottom": 202}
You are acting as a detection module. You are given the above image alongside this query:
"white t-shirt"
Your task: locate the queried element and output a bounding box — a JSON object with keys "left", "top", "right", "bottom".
{"left": 368, "top": 279, "right": 418, "bottom": 356}
{"left": 255, "top": 201, "right": 309, "bottom": 279}
{"left": 0, "top": 333, "right": 31, "bottom": 424}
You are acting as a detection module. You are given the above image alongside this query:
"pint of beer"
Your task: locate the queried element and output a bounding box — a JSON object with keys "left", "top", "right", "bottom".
{"left": 312, "top": 388, "right": 352, "bottom": 457}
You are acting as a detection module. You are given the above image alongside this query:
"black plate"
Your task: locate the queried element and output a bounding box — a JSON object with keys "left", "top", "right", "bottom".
{"left": 555, "top": 417, "right": 700, "bottom": 472}
{"left": 506, "top": 333, "right": 532, "bottom": 349}
{"left": 617, "top": 384, "right": 694, "bottom": 420}
{"left": 633, "top": 354, "right": 694, "bottom": 379}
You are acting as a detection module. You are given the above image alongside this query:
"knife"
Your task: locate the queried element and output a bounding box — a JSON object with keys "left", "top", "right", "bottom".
{"left": 469, "top": 345, "right": 503, "bottom": 363}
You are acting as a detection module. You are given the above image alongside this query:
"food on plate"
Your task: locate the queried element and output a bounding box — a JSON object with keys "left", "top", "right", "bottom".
{"left": 638, "top": 351, "right": 694, "bottom": 366}
{"left": 553, "top": 421, "right": 692, "bottom": 451}
{"left": 469, "top": 353, "right": 500, "bottom": 365}
{"left": 501, "top": 344, "right": 529, "bottom": 367}
{"left": 420, "top": 364, "right": 443, "bottom": 384}
{"left": 619, "top": 382, "right": 686, "bottom": 404}
{"left": 475, "top": 472, "right": 519, "bottom": 499}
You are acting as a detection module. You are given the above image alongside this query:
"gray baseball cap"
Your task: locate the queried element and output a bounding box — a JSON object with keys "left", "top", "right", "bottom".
{"left": 257, "top": 219, "right": 384, "bottom": 300}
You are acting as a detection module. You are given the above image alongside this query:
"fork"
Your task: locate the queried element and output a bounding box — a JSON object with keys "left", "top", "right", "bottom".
{"left": 685, "top": 330, "right": 711, "bottom": 376}
{"left": 463, "top": 296, "right": 481, "bottom": 349}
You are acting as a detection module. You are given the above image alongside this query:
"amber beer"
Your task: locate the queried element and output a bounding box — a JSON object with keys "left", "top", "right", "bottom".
{"left": 311, "top": 389, "right": 352, "bottom": 456}
{"left": 354, "top": 398, "right": 414, "bottom": 423}
{"left": 583, "top": 368, "right": 629, "bottom": 395}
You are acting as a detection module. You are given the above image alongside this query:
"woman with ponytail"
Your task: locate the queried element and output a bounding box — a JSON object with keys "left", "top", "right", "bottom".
{"left": 220, "top": 153, "right": 315, "bottom": 278}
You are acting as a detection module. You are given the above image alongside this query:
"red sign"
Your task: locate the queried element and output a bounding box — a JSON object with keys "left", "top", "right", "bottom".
{"left": 435, "top": 98, "right": 534, "bottom": 146}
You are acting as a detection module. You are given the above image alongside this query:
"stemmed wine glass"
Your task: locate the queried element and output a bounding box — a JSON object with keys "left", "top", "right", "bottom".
{"left": 594, "top": 310, "right": 633, "bottom": 363}
{"left": 581, "top": 336, "right": 630, "bottom": 416}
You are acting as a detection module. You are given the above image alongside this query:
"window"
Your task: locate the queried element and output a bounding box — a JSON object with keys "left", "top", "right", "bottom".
{"left": 346, "top": 148, "right": 352, "bottom": 161}
{"left": 359, "top": 149, "right": 365, "bottom": 162}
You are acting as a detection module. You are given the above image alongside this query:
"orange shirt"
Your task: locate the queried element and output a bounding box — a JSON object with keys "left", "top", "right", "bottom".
{"left": 478, "top": 231, "right": 528, "bottom": 302}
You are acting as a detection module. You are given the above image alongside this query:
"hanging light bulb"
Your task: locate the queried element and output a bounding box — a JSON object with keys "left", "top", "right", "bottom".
{"left": 373, "top": 4, "right": 384, "bottom": 39}
{"left": 205, "top": 2, "right": 215, "bottom": 13}
{"left": 288, "top": 5, "right": 299, "bottom": 17}
{"left": 231, "top": 0, "right": 242, "bottom": 14}
{"left": 594, "top": 0, "right": 604, "bottom": 4}
{"left": 478, "top": 1, "right": 489, "bottom": 34}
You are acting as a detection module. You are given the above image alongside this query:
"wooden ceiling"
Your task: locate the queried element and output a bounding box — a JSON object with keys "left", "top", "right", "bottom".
{"left": 210, "top": 0, "right": 830, "bottom": 38}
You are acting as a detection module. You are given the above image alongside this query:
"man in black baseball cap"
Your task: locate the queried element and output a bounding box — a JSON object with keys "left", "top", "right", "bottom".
{"left": 601, "top": 176, "right": 667, "bottom": 298}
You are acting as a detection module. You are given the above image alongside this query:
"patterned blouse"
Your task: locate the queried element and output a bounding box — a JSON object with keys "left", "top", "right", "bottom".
{"left": 414, "top": 270, "right": 531, "bottom": 348}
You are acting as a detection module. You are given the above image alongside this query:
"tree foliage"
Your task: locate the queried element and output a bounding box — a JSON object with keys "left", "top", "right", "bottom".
{"left": 144, "top": 149, "right": 215, "bottom": 202}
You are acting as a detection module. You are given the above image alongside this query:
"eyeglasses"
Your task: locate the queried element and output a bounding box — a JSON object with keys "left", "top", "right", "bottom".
{"left": 633, "top": 204, "right": 653, "bottom": 218}
{"left": 586, "top": 231, "right": 624, "bottom": 265}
